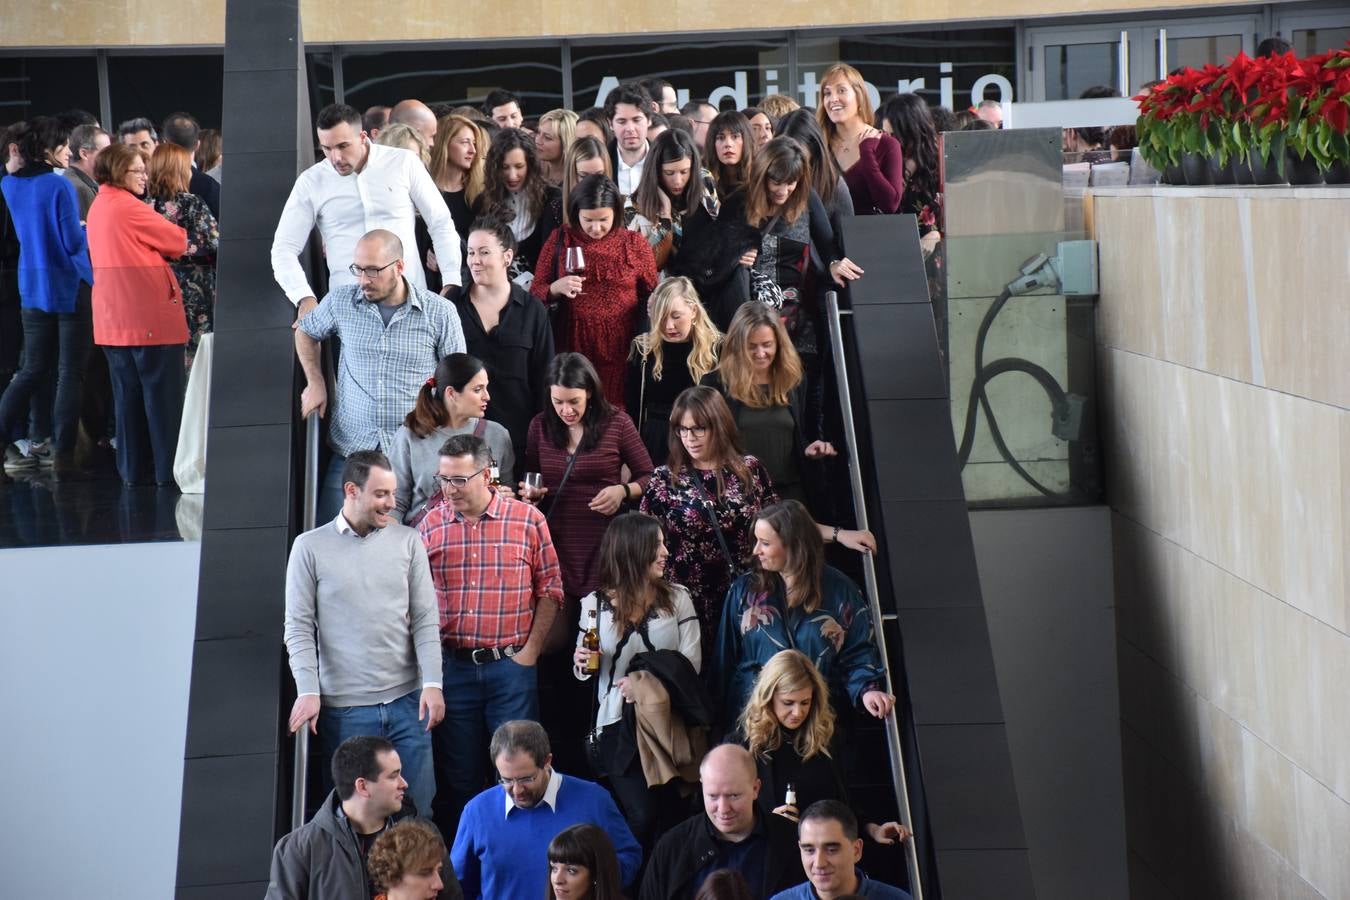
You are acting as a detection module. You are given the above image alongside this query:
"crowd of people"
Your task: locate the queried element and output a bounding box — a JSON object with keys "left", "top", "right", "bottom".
{"left": 268, "top": 69, "right": 942, "bottom": 900}
{"left": 0, "top": 111, "right": 219, "bottom": 485}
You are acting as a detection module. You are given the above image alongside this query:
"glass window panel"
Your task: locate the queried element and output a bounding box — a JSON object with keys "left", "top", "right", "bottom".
{"left": 307, "top": 51, "right": 336, "bottom": 115}
{"left": 341, "top": 47, "right": 563, "bottom": 119}
{"left": 797, "top": 29, "right": 1016, "bottom": 111}
{"left": 108, "top": 54, "right": 224, "bottom": 130}
{"left": 0, "top": 55, "right": 100, "bottom": 124}
{"left": 570, "top": 38, "right": 787, "bottom": 112}
{"left": 1043, "top": 42, "right": 1119, "bottom": 101}
{"left": 1292, "top": 27, "right": 1350, "bottom": 56}
{"left": 1161, "top": 34, "right": 1242, "bottom": 73}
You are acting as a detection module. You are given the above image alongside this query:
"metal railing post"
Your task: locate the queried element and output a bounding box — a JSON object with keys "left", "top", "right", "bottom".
{"left": 290, "top": 410, "right": 321, "bottom": 830}
{"left": 826, "top": 291, "right": 924, "bottom": 900}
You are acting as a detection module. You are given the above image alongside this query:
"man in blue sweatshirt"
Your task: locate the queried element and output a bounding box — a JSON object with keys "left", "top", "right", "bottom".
{"left": 451, "top": 720, "right": 642, "bottom": 898}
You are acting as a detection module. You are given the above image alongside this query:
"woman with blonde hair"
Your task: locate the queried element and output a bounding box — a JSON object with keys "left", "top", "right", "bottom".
{"left": 561, "top": 135, "right": 613, "bottom": 224}
{"left": 376, "top": 122, "right": 430, "bottom": 167}
{"left": 624, "top": 276, "right": 721, "bottom": 463}
{"left": 146, "top": 142, "right": 218, "bottom": 370}
{"left": 536, "top": 108, "right": 579, "bottom": 187}
{"left": 816, "top": 62, "right": 905, "bottom": 215}
{"left": 737, "top": 648, "right": 910, "bottom": 845}
{"left": 429, "top": 113, "right": 487, "bottom": 240}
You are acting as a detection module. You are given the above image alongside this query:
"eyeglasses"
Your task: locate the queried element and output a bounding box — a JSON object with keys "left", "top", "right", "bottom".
{"left": 348, "top": 259, "right": 400, "bottom": 279}
{"left": 675, "top": 425, "right": 709, "bottom": 438}
{"left": 434, "top": 467, "right": 488, "bottom": 490}
{"left": 497, "top": 769, "right": 543, "bottom": 788}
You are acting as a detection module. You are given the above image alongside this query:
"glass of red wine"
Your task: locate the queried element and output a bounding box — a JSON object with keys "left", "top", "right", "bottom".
{"left": 565, "top": 246, "right": 586, "bottom": 277}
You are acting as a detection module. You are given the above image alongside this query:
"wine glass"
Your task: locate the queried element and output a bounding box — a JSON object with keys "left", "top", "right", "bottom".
{"left": 565, "top": 246, "right": 586, "bottom": 276}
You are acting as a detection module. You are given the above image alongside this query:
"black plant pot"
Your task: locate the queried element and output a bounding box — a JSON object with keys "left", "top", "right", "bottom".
{"left": 1230, "top": 154, "right": 1254, "bottom": 185}
{"left": 1249, "top": 149, "right": 1286, "bottom": 185}
{"left": 1163, "top": 163, "right": 1186, "bottom": 185}
{"left": 1323, "top": 160, "right": 1350, "bottom": 185}
{"left": 1208, "top": 152, "right": 1236, "bottom": 185}
{"left": 1181, "top": 152, "right": 1213, "bottom": 185}
{"left": 1286, "top": 151, "right": 1324, "bottom": 185}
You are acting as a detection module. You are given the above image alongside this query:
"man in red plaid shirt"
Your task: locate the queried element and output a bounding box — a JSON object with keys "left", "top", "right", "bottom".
{"left": 418, "top": 432, "right": 563, "bottom": 834}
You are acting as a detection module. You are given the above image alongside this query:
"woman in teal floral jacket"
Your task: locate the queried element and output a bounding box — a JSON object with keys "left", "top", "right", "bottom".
{"left": 712, "top": 499, "right": 894, "bottom": 724}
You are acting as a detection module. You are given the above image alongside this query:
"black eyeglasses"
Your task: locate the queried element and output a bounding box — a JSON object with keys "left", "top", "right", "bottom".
{"left": 434, "top": 467, "right": 488, "bottom": 490}
{"left": 348, "top": 259, "right": 400, "bottom": 279}
{"left": 675, "top": 425, "right": 709, "bottom": 438}
{"left": 497, "top": 769, "right": 543, "bottom": 788}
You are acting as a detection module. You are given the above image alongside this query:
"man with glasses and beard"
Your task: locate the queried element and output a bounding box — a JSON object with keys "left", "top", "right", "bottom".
{"left": 295, "top": 228, "right": 464, "bottom": 522}
{"left": 450, "top": 720, "right": 641, "bottom": 899}
{"left": 417, "top": 434, "right": 564, "bottom": 836}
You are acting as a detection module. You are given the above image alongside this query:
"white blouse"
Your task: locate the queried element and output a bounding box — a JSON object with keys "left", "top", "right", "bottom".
{"left": 574, "top": 584, "right": 701, "bottom": 730}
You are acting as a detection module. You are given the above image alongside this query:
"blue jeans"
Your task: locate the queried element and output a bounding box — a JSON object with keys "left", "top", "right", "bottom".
{"left": 103, "top": 344, "right": 185, "bottom": 483}
{"left": 0, "top": 300, "right": 92, "bottom": 451}
{"left": 317, "top": 452, "right": 347, "bottom": 525}
{"left": 433, "top": 651, "right": 539, "bottom": 830}
{"left": 318, "top": 689, "right": 436, "bottom": 819}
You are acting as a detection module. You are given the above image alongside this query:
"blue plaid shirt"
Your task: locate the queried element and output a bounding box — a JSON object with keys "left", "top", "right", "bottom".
{"left": 299, "top": 280, "right": 465, "bottom": 457}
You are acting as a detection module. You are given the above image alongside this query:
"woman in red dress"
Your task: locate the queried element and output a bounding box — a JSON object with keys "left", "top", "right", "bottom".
{"left": 532, "top": 174, "right": 657, "bottom": 407}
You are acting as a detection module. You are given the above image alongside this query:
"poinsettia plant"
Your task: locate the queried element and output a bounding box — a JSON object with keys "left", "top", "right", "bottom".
{"left": 1136, "top": 42, "right": 1350, "bottom": 175}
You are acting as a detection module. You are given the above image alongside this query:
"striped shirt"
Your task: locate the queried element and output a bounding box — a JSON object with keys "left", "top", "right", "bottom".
{"left": 418, "top": 490, "right": 564, "bottom": 648}
{"left": 298, "top": 279, "right": 465, "bottom": 457}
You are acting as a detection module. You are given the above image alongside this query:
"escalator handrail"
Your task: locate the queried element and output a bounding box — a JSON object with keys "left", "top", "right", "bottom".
{"left": 290, "top": 409, "right": 321, "bottom": 831}
{"left": 826, "top": 290, "right": 924, "bottom": 900}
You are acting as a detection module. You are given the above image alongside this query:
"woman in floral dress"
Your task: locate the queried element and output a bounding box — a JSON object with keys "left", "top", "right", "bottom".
{"left": 712, "top": 498, "right": 894, "bottom": 726}
{"left": 640, "top": 384, "right": 777, "bottom": 659}
{"left": 146, "top": 143, "right": 218, "bottom": 370}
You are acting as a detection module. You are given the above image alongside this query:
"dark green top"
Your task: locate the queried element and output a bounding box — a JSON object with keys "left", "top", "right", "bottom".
{"left": 737, "top": 389, "right": 800, "bottom": 499}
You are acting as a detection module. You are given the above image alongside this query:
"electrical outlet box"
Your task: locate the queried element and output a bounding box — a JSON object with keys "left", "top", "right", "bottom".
{"left": 1056, "top": 240, "right": 1098, "bottom": 297}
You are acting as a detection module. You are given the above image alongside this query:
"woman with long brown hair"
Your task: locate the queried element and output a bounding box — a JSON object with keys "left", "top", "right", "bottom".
{"left": 146, "top": 142, "right": 218, "bottom": 369}
{"left": 639, "top": 385, "right": 777, "bottom": 654}
{"left": 561, "top": 136, "right": 612, "bottom": 225}
{"left": 817, "top": 63, "right": 905, "bottom": 215}
{"left": 714, "top": 500, "right": 893, "bottom": 724}
{"left": 535, "top": 108, "right": 579, "bottom": 187}
{"left": 704, "top": 109, "right": 755, "bottom": 201}
{"left": 474, "top": 127, "right": 562, "bottom": 282}
{"left": 388, "top": 352, "right": 515, "bottom": 524}
{"left": 572, "top": 512, "right": 700, "bottom": 848}
{"left": 429, "top": 113, "right": 487, "bottom": 242}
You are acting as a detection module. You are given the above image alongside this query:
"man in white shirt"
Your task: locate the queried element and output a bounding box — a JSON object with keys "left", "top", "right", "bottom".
{"left": 271, "top": 103, "right": 462, "bottom": 322}
{"left": 605, "top": 83, "right": 652, "bottom": 196}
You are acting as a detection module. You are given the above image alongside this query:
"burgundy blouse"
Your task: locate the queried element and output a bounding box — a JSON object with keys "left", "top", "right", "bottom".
{"left": 841, "top": 133, "right": 906, "bottom": 215}
{"left": 525, "top": 411, "right": 654, "bottom": 597}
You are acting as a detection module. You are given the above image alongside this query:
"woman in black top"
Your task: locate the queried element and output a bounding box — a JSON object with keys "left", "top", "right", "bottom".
{"left": 473, "top": 128, "right": 563, "bottom": 286}
{"left": 704, "top": 109, "right": 755, "bottom": 201}
{"left": 624, "top": 276, "right": 722, "bottom": 464}
{"left": 446, "top": 216, "right": 554, "bottom": 474}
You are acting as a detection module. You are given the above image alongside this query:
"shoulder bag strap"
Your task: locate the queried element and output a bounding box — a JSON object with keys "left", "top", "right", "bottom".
{"left": 638, "top": 351, "right": 649, "bottom": 431}
{"left": 689, "top": 469, "right": 738, "bottom": 574}
{"left": 543, "top": 450, "right": 579, "bottom": 521}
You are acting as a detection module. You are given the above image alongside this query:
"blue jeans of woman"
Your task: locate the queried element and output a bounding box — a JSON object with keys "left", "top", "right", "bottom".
{"left": 0, "top": 297, "right": 92, "bottom": 452}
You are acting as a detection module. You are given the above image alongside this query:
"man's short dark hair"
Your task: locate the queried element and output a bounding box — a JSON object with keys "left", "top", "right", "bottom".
{"left": 363, "top": 105, "right": 391, "bottom": 134}
{"left": 332, "top": 735, "right": 396, "bottom": 800}
{"left": 1256, "top": 36, "right": 1292, "bottom": 58}
{"left": 439, "top": 433, "right": 492, "bottom": 468}
{"left": 69, "top": 124, "right": 109, "bottom": 158}
{"left": 641, "top": 78, "right": 673, "bottom": 107}
{"left": 117, "top": 117, "right": 157, "bottom": 141}
{"left": 316, "top": 103, "right": 363, "bottom": 132}
{"left": 342, "top": 449, "right": 392, "bottom": 490}
{"left": 604, "top": 82, "right": 653, "bottom": 122}
{"left": 57, "top": 109, "right": 98, "bottom": 132}
{"left": 799, "top": 799, "right": 859, "bottom": 841}
{"left": 482, "top": 89, "right": 521, "bottom": 117}
{"left": 161, "top": 112, "right": 200, "bottom": 150}
{"left": 681, "top": 99, "right": 715, "bottom": 118}
{"left": 489, "top": 720, "right": 551, "bottom": 768}
{"left": 648, "top": 112, "right": 670, "bottom": 130}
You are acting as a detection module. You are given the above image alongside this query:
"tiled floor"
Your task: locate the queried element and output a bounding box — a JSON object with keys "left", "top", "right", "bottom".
{"left": 0, "top": 469, "right": 202, "bottom": 548}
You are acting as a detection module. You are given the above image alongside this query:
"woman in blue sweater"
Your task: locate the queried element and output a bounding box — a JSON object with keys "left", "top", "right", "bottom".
{"left": 0, "top": 116, "right": 93, "bottom": 477}
{"left": 713, "top": 500, "right": 894, "bottom": 726}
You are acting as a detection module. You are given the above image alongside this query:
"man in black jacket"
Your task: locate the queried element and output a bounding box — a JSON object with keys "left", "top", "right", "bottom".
{"left": 266, "top": 735, "right": 462, "bottom": 900}
{"left": 641, "top": 743, "right": 799, "bottom": 899}
{"left": 161, "top": 111, "right": 221, "bottom": 220}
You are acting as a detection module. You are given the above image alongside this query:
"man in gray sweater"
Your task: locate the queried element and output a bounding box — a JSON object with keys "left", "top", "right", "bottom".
{"left": 285, "top": 449, "right": 445, "bottom": 817}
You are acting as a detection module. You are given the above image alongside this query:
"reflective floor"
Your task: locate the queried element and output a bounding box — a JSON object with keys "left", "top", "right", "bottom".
{"left": 0, "top": 468, "right": 202, "bottom": 548}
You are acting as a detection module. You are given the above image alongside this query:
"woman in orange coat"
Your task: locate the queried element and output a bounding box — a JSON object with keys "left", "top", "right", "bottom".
{"left": 86, "top": 143, "right": 188, "bottom": 486}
